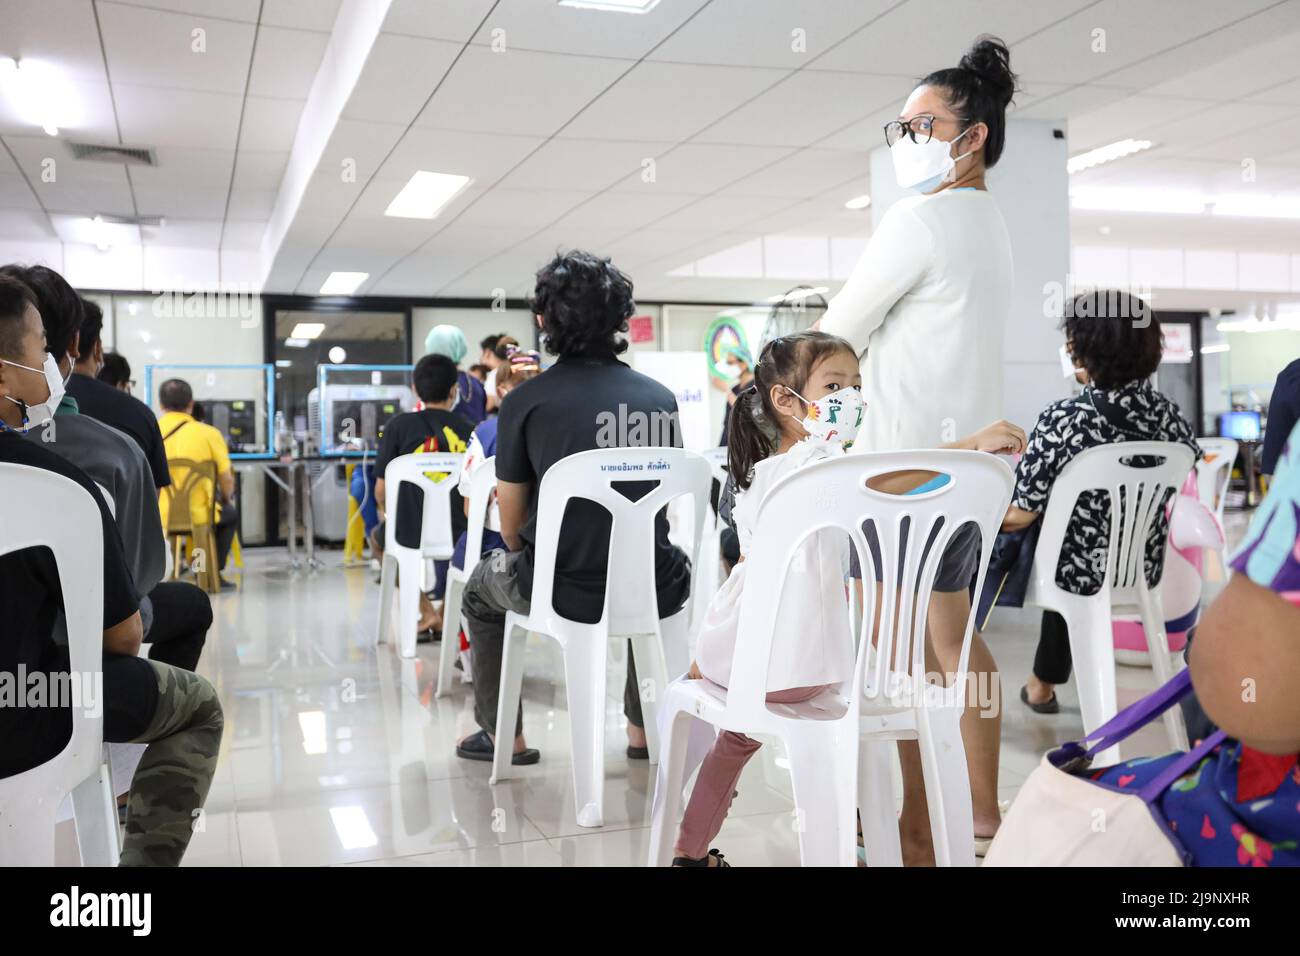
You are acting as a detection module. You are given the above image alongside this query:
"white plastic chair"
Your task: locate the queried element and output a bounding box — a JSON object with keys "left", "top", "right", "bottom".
{"left": 490, "top": 447, "right": 712, "bottom": 828}
{"left": 1195, "top": 436, "right": 1237, "bottom": 534}
{"left": 689, "top": 446, "right": 731, "bottom": 633}
{"left": 376, "top": 452, "right": 465, "bottom": 659}
{"left": 436, "top": 456, "right": 497, "bottom": 698}
{"left": 1023, "top": 442, "right": 1196, "bottom": 762}
{"left": 647, "top": 450, "right": 1014, "bottom": 867}
{"left": 0, "top": 463, "right": 119, "bottom": 865}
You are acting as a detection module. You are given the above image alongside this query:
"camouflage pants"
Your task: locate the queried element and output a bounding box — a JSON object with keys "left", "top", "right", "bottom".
{"left": 120, "top": 660, "right": 223, "bottom": 867}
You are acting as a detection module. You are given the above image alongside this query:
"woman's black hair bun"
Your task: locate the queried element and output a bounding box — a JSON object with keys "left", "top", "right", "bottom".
{"left": 959, "top": 35, "right": 1017, "bottom": 108}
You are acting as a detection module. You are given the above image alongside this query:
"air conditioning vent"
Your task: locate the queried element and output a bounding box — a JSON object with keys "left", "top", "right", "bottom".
{"left": 66, "top": 142, "right": 157, "bottom": 166}
{"left": 96, "top": 214, "right": 165, "bottom": 227}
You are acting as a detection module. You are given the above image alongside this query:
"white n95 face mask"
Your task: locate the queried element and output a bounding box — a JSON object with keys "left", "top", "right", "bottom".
{"left": 891, "top": 127, "right": 971, "bottom": 193}
{"left": 1, "top": 352, "right": 65, "bottom": 432}
{"left": 786, "top": 386, "right": 864, "bottom": 447}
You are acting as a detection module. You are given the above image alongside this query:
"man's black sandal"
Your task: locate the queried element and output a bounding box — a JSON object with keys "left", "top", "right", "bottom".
{"left": 672, "top": 849, "right": 730, "bottom": 867}
{"left": 455, "top": 729, "right": 540, "bottom": 765}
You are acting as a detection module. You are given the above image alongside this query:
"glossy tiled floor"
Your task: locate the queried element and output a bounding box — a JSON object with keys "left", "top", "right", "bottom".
{"left": 56, "top": 516, "right": 1247, "bottom": 867}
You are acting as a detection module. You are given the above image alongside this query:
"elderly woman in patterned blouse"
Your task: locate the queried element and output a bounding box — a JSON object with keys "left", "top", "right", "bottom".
{"left": 998, "top": 290, "right": 1202, "bottom": 714}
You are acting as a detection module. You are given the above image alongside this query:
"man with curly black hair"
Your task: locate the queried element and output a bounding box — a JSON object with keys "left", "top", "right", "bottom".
{"left": 455, "top": 250, "right": 690, "bottom": 767}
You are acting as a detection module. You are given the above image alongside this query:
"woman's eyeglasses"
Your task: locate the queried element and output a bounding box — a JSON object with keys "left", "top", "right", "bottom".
{"left": 884, "top": 114, "right": 962, "bottom": 148}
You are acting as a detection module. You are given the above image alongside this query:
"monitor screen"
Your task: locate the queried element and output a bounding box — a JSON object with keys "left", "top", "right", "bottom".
{"left": 331, "top": 399, "right": 402, "bottom": 446}
{"left": 1219, "top": 411, "right": 1261, "bottom": 441}
{"left": 205, "top": 399, "right": 260, "bottom": 453}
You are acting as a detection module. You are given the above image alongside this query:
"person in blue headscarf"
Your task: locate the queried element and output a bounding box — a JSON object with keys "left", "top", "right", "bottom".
{"left": 711, "top": 341, "right": 754, "bottom": 448}
{"left": 425, "top": 324, "right": 487, "bottom": 426}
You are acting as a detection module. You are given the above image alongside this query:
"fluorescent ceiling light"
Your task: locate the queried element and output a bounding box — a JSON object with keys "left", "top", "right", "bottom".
{"left": 1067, "top": 138, "right": 1153, "bottom": 174}
{"left": 384, "top": 171, "right": 471, "bottom": 220}
{"left": 1216, "top": 315, "right": 1300, "bottom": 334}
{"left": 284, "top": 337, "right": 311, "bottom": 348}
{"left": 1210, "top": 193, "right": 1300, "bottom": 220}
{"left": 844, "top": 194, "right": 872, "bottom": 210}
{"left": 1070, "top": 188, "right": 1206, "bottom": 215}
{"left": 0, "top": 57, "right": 81, "bottom": 136}
{"left": 275, "top": 359, "right": 293, "bottom": 368}
{"left": 289, "top": 322, "right": 326, "bottom": 339}
{"left": 319, "top": 272, "right": 368, "bottom": 295}
{"left": 1200, "top": 343, "right": 1230, "bottom": 354}
{"left": 558, "top": 0, "right": 661, "bottom": 12}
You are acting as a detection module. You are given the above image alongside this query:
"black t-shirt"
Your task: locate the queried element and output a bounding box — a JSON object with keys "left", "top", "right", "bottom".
{"left": 66, "top": 373, "right": 171, "bottom": 488}
{"left": 0, "top": 432, "right": 154, "bottom": 778}
{"left": 376, "top": 408, "right": 473, "bottom": 550}
{"left": 1263, "top": 359, "right": 1300, "bottom": 475}
{"left": 495, "top": 355, "right": 691, "bottom": 624}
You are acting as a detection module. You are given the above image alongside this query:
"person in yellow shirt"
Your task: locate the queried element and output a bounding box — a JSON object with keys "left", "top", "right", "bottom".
{"left": 158, "top": 378, "right": 238, "bottom": 590}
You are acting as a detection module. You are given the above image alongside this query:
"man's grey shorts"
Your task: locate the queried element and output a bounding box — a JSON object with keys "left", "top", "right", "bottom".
{"left": 847, "top": 520, "right": 981, "bottom": 593}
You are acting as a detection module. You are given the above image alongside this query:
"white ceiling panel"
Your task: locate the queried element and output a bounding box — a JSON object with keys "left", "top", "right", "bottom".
{"left": 239, "top": 96, "right": 308, "bottom": 152}
{"left": 230, "top": 150, "right": 289, "bottom": 192}
{"left": 341, "top": 33, "right": 461, "bottom": 126}
{"left": 468, "top": 0, "right": 712, "bottom": 60}
{"left": 98, "top": 3, "right": 256, "bottom": 95}
{"left": 692, "top": 71, "right": 915, "bottom": 147}
{"left": 226, "top": 188, "right": 277, "bottom": 219}
{"left": 558, "top": 61, "right": 791, "bottom": 143}
{"left": 648, "top": 192, "right": 798, "bottom": 234}
{"left": 382, "top": 0, "right": 497, "bottom": 43}
{"left": 0, "top": 76, "right": 119, "bottom": 141}
{"left": 316, "top": 119, "right": 409, "bottom": 183}
{"left": 0, "top": 0, "right": 115, "bottom": 82}
{"left": 807, "top": 0, "right": 1097, "bottom": 77}
{"left": 499, "top": 137, "right": 676, "bottom": 192}
{"left": 261, "top": 0, "right": 343, "bottom": 32}
{"left": 607, "top": 143, "right": 798, "bottom": 195}
{"left": 129, "top": 146, "right": 236, "bottom": 191}
{"left": 377, "top": 128, "right": 546, "bottom": 187}
{"left": 131, "top": 183, "right": 227, "bottom": 218}
{"left": 104, "top": 0, "right": 263, "bottom": 22}
{"left": 649, "top": 0, "right": 898, "bottom": 69}
{"left": 0, "top": 173, "right": 42, "bottom": 211}
{"left": 550, "top": 190, "right": 700, "bottom": 236}
{"left": 248, "top": 26, "right": 330, "bottom": 99}
{"left": 114, "top": 85, "right": 243, "bottom": 148}
{"left": 1012, "top": 0, "right": 1281, "bottom": 88}
{"left": 412, "top": 45, "right": 631, "bottom": 138}
{"left": 720, "top": 148, "right": 866, "bottom": 199}
{"left": 452, "top": 187, "right": 592, "bottom": 229}
{"left": 0, "top": 207, "right": 57, "bottom": 240}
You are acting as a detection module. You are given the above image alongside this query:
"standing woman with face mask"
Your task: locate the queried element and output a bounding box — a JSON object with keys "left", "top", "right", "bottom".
{"left": 817, "top": 36, "right": 1021, "bottom": 864}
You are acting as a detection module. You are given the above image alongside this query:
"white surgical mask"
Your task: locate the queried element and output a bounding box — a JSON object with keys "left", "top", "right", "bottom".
{"left": 891, "top": 127, "right": 972, "bottom": 193}
{"left": 1, "top": 352, "right": 65, "bottom": 432}
{"left": 1059, "top": 344, "right": 1085, "bottom": 379}
{"left": 786, "top": 385, "right": 864, "bottom": 447}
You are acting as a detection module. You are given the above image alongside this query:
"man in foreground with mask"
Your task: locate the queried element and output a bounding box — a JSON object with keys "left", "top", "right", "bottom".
{"left": 0, "top": 274, "right": 223, "bottom": 866}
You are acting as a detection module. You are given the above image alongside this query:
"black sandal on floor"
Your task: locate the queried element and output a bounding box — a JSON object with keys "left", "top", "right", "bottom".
{"left": 672, "top": 849, "right": 730, "bottom": 867}
{"left": 626, "top": 745, "right": 649, "bottom": 760}
{"left": 455, "top": 729, "right": 540, "bottom": 765}
{"left": 1020, "top": 684, "right": 1060, "bottom": 714}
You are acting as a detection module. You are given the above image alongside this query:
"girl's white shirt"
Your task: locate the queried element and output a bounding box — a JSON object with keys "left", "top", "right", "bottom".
{"left": 695, "top": 438, "right": 855, "bottom": 692}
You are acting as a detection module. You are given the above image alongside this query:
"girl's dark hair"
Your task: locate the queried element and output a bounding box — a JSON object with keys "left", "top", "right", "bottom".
{"left": 920, "top": 35, "right": 1017, "bottom": 168}
{"left": 727, "top": 331, "right": 855, "bottom": 490}
{"left": 530, "top": 250, "right": 634, "bottom": 359}
{"left": 1062, "top": 290, "right": 1163, "bottom": 389}
{"left": 492, "top": 335, "right": 520, "bottom": 361}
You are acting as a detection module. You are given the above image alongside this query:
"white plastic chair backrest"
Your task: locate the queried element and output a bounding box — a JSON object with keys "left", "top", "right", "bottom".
{"left": 701, "top": 446, "right": 729, "bottom": 487}
{"left": 94, "top": 481, "right": 115, "bottom": 519}
{"left": 1195, "top": 437, "right": 1236, "bottom": 524}
{"left": 0, "top": 464, "right": 104, "bottom": 859}
{"left": 383, "top": 452, "right": 465, "bottom": 558}
{"left": 527, "top": 447, "right": 712, "bottom": 635}
{"left": 461, "top": 455, "right": 497, "bottom": 578}
{"left": 1031, "top": 442, "right": 1196, "bottom": 603}
{"left": 728, "top": 451, "right": 1014, "bottom": 716}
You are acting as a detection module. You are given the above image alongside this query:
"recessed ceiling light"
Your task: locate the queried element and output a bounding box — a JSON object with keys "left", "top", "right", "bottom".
{"left": 1210, "top": 194, "right": 1300, "bottom": 220}
{"left": 328, "top": 346, "right": 348, "bottom": 364}
{"left": 1067, "top": 138, "right": 1153, "bottom": 174}
{"left": 844, "top": 194, "right": 871, "bottom": 210}
{"left": 275, "top": 359, "right": 293, "bottom": 368}
{"left": 284, "top": 338, "right": 311, "bottom": 348}
{"left": 558, "top": 0, "right": 661, "bottom": 12}
{"left": 384, "top": 171, "right": 471, "bottom": 220}
{"left": 0, "top": 57, "right": 80, "bottom": 137}
{"left": 319, "top": 272, "right": 368, "bottom": 295}
{"left": 289, "top": 322, "right": 326, "bottom": 339}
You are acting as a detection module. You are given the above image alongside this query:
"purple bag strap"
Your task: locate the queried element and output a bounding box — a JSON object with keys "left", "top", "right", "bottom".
{"left": 1137, "top": 730, "right": 1228, "bottom": 804}
{"left": 1080, "top": 668, "right": 1192, "bottom": 758}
